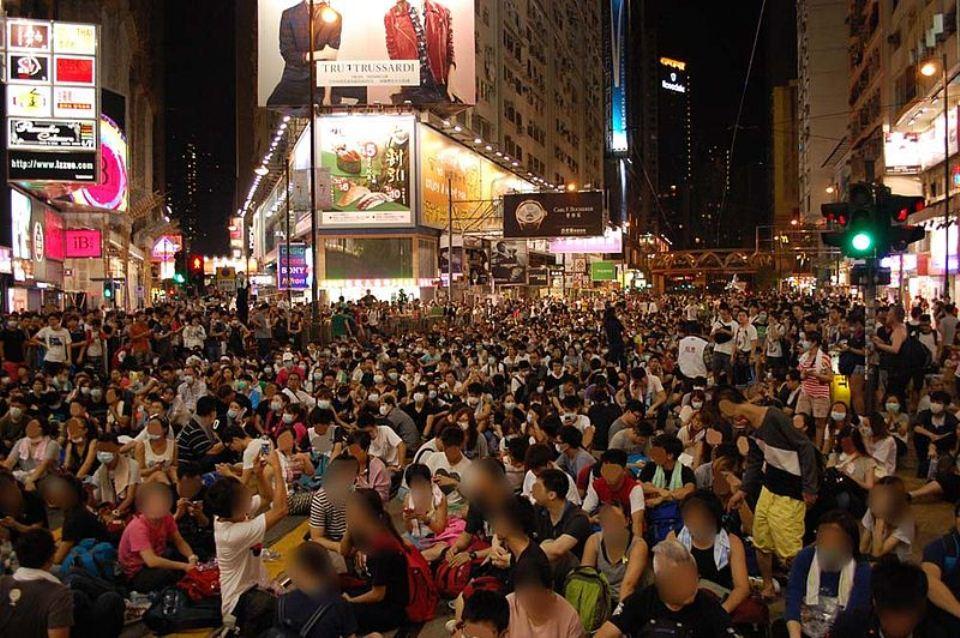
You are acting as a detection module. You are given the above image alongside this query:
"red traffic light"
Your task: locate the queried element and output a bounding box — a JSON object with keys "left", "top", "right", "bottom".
{"left": 188, "top": 254, "right": 205, "bottom": 275}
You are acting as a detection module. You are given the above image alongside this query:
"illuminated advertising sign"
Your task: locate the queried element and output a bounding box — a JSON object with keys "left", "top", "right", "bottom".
{"left": 258, "top": 0, "right": 475, "bottom": 110}
{"left": 64, "top": 228, "right": 102, "bottom": 258}
{"left": 8, "top": 20, "right": 50, "bottom": 51}
{"left": 10, "top": 190, "right": 65, "bottom": 282}
{"left": 604, "top": 0, "right": 629, "bottom": 155}
{"left": 419, "top": 124, "right": 532, "bottom": 230}
{"left": 884, "top": 131, "right": 922, "bottom": 175}
{"left": 53, "top": 23, "right": 97, "bottom": 55}
{"left": 591, "top": 260, "right": 617, "bottom": 282}
{"left": 54, "top": 56, "right": 95, "bottom": 85}
{"left": 8, "top": 118, "right": 96, "bottom": 150}
{"left": 503, "top": 191, "right": 606, "bottom": 239}
{"left": 318, "top": 114, "right": 414, "bottom": 227}
{"left": 549, "top": 227, "right": 623, "bottom": 254}
{"left": 7, "top": 85, "right": 52, "bottom": 117}
{"left": 151, "top": 235, "right": 182, "bottom": 262}
{"left": 68, "top": 115, "right": 128, "bottom": 210}
{"left": 5, "top": 19, "right": 99, "bottom": 184}
{"left": 278, "top": 243, "right": 309, "bottom": 290}
{"left": 660, "top": 57, "right": 687, "bottom": 93}
{"left": 8, "top": 54, "right": 50, "bottom": 83}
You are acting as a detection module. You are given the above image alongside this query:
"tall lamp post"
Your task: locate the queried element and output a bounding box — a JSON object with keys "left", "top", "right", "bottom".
{"left": 921, "top": 54, "right": 951, "bottom": 297}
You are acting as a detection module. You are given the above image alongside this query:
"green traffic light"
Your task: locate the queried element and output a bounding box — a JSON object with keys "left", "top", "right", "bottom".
{"left": 173, "top": 273, "right": 185, "bottom": 284}
{"left": 104, "top": 288, "right": 112, "bottom": 298}
{"left": 851, "top": 231, "right": 873, "bottom": 252}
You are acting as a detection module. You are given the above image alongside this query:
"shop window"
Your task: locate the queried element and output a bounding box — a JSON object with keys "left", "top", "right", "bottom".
{"left": 324, "top": 237, "right": 413, "bottom": 281}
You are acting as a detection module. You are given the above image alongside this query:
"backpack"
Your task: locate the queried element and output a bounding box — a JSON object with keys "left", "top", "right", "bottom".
{"left": 402, "top": 542, "right": 439, "bottom": 623}
{"left": 61, "top": 538, "right": 117, "bottom": 580}
{"left": 142, "top": 586, "right": 222, "bottom": 635}
{"left": 898, "top": 335, "right": 932, "bottom": 372}
{"left": 434, "top": 556, "right": 474, "bottom": 599}
{"left": 375, "top": 536, "right": 438, "bottom": 623}
{"left": 647, "top": 501, "right": 683, "bottom": 545}
{"left": 563, "top": 567, "right": 612, "bottom": 633}
{"left": 177, "top": 564, "right": 221, "bottom": 602}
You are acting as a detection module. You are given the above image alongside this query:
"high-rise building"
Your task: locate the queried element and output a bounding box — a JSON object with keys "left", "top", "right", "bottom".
{"left": 771, "top": 82, "right": 800, "bottom": 232}
{"left": 657, "top": 56, "right": 692, "bottom": 246}
{"left": 796, "top": 0, "right": 849, "bottom": 223}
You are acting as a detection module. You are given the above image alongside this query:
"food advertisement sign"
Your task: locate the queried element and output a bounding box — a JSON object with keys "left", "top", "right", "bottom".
{"left": 419, "top": 125, "right": 531, "bottom": 230}
{"left": 258, "top": 0, "right": 475, "bottom": 110}
{"left": 5, "top": 19, "right": 99, "bottom": 184}
{"left": 318, "top": 115, "right": 414, "bottom": 227}
{"left": 503, "top": 191, "right": 605, "bottom": 239}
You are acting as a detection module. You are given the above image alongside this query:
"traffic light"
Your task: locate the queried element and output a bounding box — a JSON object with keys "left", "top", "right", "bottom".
{"left": 188, "top": 254, "right": 205, "bottom": 276}
{"left": 820, "top": 182, "right": 926, "bottom": 259}
{"left": 187, "top": 253, "right": 205, "bottom": 295}
{"left": 102, "top": 280, "right": 115, "bottom": 302}
{"left": 173, "top": 250, "right": 187, "bottom": 285}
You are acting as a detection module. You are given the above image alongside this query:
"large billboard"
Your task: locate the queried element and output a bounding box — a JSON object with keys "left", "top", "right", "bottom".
{"left": 318, "top": 114, "right": 414, "bottom": 227}
{"left": 419, "top": 125, "right": 531, "bottom": 230}
{"left": 659, "top": 57, "right": 688, "bottom": 94}
{"left": 278, "top": 243, "right": 309, "bottom": 290}
{"left": 604, "top": 0, "right": 629, "bottom": 155}
{"left": 258, "top": 0, "right": 475, "bottom": 110}
{"left": 5, "top": 20, "right": 99, "bottom": 183}
{"left": 10, "top": 189, "right": 65, "bottom": 283}
{"left": 502, "top": 191, "right": 606, "bottom": 239}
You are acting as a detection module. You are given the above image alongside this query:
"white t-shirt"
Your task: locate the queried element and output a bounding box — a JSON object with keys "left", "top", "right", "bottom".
{"left": 677, "top": 336, "right": 708, "bottom": 379}
{"left": 521, "top": 467, "right": 581, "bottom": 506}
{"left": 425, "top": 451, "right": 472, "bottom": 505}
{"left": 242, "top": 439, "right": 272, "bottom": 470}
{"left": 711, "top": 319, "right": 738, "bottom": 356}
{"left": 560, "top": 412, "right": 592, "bottom": 434}
{"left": 35, "top": 326, "right": 71, "bottom": 363}
{"left": 735, "top": 323, "right": 758, "bottom": 353}
{"left": 215, "top": 496, "right": 269, "bottom": 616}
{"left": 369, "top": 425, "right": 403, "bottom": 466}
{"left": 307, "top": 426, "right": 336, "bottom": 457}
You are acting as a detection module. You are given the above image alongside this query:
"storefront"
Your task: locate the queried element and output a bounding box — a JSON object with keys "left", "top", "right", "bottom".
{"left": 7, "top": 188, "right": 66, "bottom": 311}
{"left": 252, "top": 113, "right": 545, "bottom": 302}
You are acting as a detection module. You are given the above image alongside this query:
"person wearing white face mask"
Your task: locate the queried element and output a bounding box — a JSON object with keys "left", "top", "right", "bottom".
{"left": 135, "top": 416, "right": 177, "bottom": 485}
{"left": 90, "top": 433, "right": 140, "bottom": 521}
{"left": 913, "top": 390, "right": 958, "bottom": 479}
{"left": 4, "top": 417, "right": 60, "bottom": 490}
{"left": 176, "top": 365, "right": 207, "bottom": 413}
{"left": 0, "top": 396, "right": 29, "bottom": 454}
{"left": 379, "top": 394, "right": 420, "bottom": 453}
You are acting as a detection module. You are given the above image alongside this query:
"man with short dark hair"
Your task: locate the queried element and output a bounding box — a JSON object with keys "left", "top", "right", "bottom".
{"left": 532, "top": 468, "right": 591, "bottom": 581}
{"left": 582, "top": 449, "right": 645, "bottom": 534}
{"left": 0, "top": 528, "right": 73, "bottom": 637}
{"left": 555, "top": 425, "right": 595, "bottom": 481}
{"left": 176, "top": 395, "right": 224, "bottom": 471}
{"left": 833, "top": 559, "right": 947, "bottom": 638}
{"left": 455, "top": 589, "right": 509, "bottom": 638}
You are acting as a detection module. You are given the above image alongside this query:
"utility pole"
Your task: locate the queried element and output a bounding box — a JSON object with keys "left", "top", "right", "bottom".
{"left": 308, "top": 0, "right": 319, "bottom": 322}
{"left": 285, "top": 158, "right": 292, "bottom": 304}
{"left": 447, "top": 176, "right": 453, "bottom": 301}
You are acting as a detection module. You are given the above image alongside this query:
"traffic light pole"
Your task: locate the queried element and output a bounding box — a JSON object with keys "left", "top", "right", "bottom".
{"left": 863, "top": 257, "right": 878, "bottom": 414}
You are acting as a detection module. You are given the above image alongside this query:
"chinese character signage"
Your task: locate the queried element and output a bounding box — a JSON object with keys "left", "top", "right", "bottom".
{"left": 278, "top": 243, "right": 309, "bottom": 290}
{"left": 502, "top": 191, "right": 605, "bottom": 239}
{"left": 317, "top": 115, "right": 414, "bottom": 227}
{"left": 5, "top": 19, "right": 99, "bottom": 183}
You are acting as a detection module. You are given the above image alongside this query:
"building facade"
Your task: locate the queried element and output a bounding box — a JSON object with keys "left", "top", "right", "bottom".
{"left": 796, "top": 0, "right": 849, "bottom": 224}
{"left": 0, "top": 0, "right": 167, "bottom": 312}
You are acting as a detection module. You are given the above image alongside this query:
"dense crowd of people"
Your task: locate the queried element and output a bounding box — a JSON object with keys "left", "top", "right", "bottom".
{"left": 0, "top": 289, "right": 960, "bottom": 638}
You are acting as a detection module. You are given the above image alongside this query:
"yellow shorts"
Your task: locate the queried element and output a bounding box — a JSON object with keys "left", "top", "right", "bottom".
{"left": 752, "top": 487, "right": 805, "bottom": 560}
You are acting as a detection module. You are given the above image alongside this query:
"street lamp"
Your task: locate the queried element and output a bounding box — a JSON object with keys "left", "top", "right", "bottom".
{"left": 921, "top": 55, "right": 952, "bottom": 295}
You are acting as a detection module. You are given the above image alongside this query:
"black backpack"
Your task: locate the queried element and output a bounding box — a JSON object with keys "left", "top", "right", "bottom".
{"left": 898, "top": 335, "right": 932, "bottom": 373}
{"left": 143, "top": 587, "right": 222, "bottom": 635}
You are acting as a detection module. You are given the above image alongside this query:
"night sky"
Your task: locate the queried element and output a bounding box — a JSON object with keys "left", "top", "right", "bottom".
{"left": 164, "top": 0, "right": 237, "bottom": 255}
{"left": 655, "top": 0, "right": 795, "bottom": 246}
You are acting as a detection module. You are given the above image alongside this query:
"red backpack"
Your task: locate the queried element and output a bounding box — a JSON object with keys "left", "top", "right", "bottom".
{"left": 374, "top": 536, "right": 439, "bottom": 623}
{"left": 177, "top": 564, "right": 221, "bottom": 602}
{"left": 433, "top": 539, "right": 490, "bottom": 599}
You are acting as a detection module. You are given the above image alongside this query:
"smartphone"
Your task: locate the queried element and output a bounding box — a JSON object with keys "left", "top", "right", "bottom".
{"left": 260, "top": 442, "right": 271, "bottom": 456}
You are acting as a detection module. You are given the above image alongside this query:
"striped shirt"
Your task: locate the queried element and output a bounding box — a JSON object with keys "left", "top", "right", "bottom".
{"left": 797, "top": 349, "right": 833, "bottom": 399}
{"left": 308, "top": 488, "right": 347, "bottom": 541}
